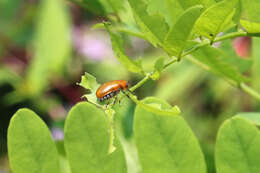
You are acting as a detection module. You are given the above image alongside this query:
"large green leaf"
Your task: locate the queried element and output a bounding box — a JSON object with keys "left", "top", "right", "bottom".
{"left": 64, "top": 102, "right": 126, "bottom": 173}
{"left": 8, "top": 109, "right": 60, "bottom": 173}
{"left": 128, "top": 0, "right": 169, "bottom": 47}
{"left": 105, "top": 24, "right": 144, "bottom": 74}
{"left": 189, "top": 45, "right": 249, "bottom": 83}
{"left": 164, "top": 5, "right": 202, "bottom": 57}
{"left": 194, "top": 0, "right": 238, "bottom": 40}
{"left": 26, "top": 0, "right": 71, "bottom": 95}
{"left": 215, "top": 116, "right": 260, "bottom": 173}
{"left": 134, "top": 97, "right": 206, "bottom": 173}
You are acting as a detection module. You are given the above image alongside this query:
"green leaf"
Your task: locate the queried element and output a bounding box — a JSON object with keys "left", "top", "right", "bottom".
{"left": 165, "top": 0, "right": 184, "bottom": 26}
{"left": 64, "top": 102, "right": 126, "bottom": 173}
{"left": 105, "top": 0, "right": 125, "bottom": 14}
{"left": 128, "top": 0, "right": 169, "bottom": 47}
{"left": 8, "top": 109, "right": 60, "bottom": 173}
{"left": 201, "top": 0, "right": 216, "bottom": 7}
{"left": 130, "top": 96, "right": 181, "bottom": 116}
{"left": 177, "top": 0, "right": 203, "bottom": 9}
{"left": 236, "top": 112, "right": 260, "bottom": 126}
{"left": 241, "top": 0, "right": 260, "bottom": 23}
{"left": 78, "top": 72, "right": 98, "bottom": 91}
{"left": 78, "top": 72, "right": 100, "bottom": 103}
{"left": 189, "top": 44, "right": 249, "bottom": 83}
{"left": 71, "top": 0, "right": 106, "bottom": 15}
{"left": 147, "top": 0, "right": 176, "bottom": 26}
{"left": 26, "top": 0, "right": 71, "bottom": 95}
{"left": 92, "top": 23, "right": 147, "bottom": 40}
{"left": 215, "top": 116, "right": 260, "bottom": 173}
{"left": 164, "top": 5, "right": 203, "bottom": 57}
{"left": 105, "top": 24, "right": 144, "bottom": 74}
{"left": 165, "top": 0, "right": 209, "bottom": 27}
{"left": 115, "top": 25, "right": 147, "bottom": 40}
{"left": 194, "top": 0, "right": 239, "bottom": 40}
{"left": 134, "top": 97, "right": 206, "bottom": 173}
{"left": 151, "top": 57, "right": 165, "bottom": 80}
{"left": 240, "top": 20, "right": 260, "bottom": 34}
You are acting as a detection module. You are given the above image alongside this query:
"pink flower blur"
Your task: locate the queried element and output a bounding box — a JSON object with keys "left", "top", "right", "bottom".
{"left": 73, "top": 27, "right": 115, "bottom": 61}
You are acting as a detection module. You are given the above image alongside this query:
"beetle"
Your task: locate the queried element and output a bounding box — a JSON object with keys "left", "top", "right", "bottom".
{"left": 96, "top": 80, "right": 128, "bottom": 102}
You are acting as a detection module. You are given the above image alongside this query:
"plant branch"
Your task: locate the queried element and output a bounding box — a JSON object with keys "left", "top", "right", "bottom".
{"left": 130, "top": 74, "right": 151, "bottom": 92}
{"left": 240, "top": 83, "right": 260, "bottom": 101}
{"left": 128, "top": 31, "right": 260, "bottom": 101}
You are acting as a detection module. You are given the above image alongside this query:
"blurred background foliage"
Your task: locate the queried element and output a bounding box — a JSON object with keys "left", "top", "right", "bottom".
{"left": 0, "top": 0, "right": 260, "bottom": 173}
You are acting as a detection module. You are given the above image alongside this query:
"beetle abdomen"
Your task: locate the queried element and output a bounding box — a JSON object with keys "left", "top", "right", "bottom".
{"left": 96, "top": 80, "right": 128, "bottom": 102}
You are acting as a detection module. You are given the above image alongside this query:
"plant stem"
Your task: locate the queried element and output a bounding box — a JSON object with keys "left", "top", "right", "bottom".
{"left": 240, "top": 83, "right": 260, "bottom": 101}
{"left": 130, "top": 74, "right": 151, "bottom": 92}
{"left": 128, "top": 31, "right": 260, "bottom": 101}
{"left": 163, "top": 57, "right": 178, "bottom": 69}
{"left": 214, "top": 31, "right": 248, "bottom": 42}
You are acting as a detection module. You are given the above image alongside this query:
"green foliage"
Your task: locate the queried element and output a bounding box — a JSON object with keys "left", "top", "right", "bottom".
{"left": 215, "top": 116, "right": 260, "bottom": 173}
{"left": 64, "top": 102, "right": 127, "bottom": 173}
{"left": 189, "top": 45, "right": 249, "bottom": 83}
{"left": 5, "top": 0, "right": 260, "bottom": 172}
{"left": 134, "top": 97, "right": 207, "bottom": 173}
{"left": 240, "top": 20, "right": 260, "bottom": 34}
{"left": 241, "top": 0, "right": 260, "bottom": 23}
{"left": 26, "top": 0, "right": 71, "bottom": 95}
{"left": 128, "top": 95, "right": 181, "bottom": 116}
{"left": 128, "top": 0, "right": 169, "bottom": 47}
{"left": 236, "top": 112, "right": 260, "bottom": 126}
{"left": 105, "top": 24, "right": 144, "bottom": 74}
{"left": 8, "top": 109, "right": 60, "bottom": 173}
{"left": 164, "top": 5, "right": 203, "bottom": 57}
{"left": 194, "top": 0, "right": 238, "bottom": 40}
{"left": 78, "top": 72, "right": 100, "bottom": 104}
{"left": 151, "top": 57, "right": 165, "bottom": 80}
{"left": 71, "top": 0, "right": 106, "bottom": 15}
{"left": 6, "top": 104, "right": 260, "bottom": 173}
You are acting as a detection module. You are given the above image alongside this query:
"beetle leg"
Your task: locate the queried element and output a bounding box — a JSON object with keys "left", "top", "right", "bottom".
{"left": 112, "top": 96, "right": 118, "bottom": 105}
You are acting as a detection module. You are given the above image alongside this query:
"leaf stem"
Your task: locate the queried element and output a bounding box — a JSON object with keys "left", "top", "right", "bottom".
{"left": 130, "top": 74, "right": 151, "bottom": 92}
{"left": 240, "top": 83, "right": 260, "bottom": 101}
{"left": 214, "top": 31, "right": 248, "bottom": 42}
{"left": 163, "top": 57, "right": 178, "bottom": 69}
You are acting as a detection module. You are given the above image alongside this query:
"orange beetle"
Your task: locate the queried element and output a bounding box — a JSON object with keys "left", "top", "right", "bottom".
{"left": 96, "top": 80, "right": 128, "bottom": 102}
